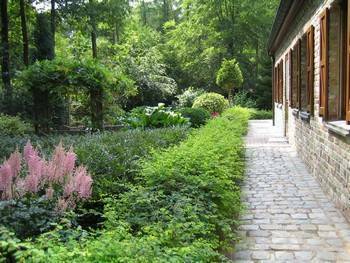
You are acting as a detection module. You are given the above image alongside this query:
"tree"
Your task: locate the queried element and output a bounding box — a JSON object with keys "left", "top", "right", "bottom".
{"left": 216, "top": 58, "right": 243, "bottom": 103}
{"left": 0, "top": 0, "right": 12, "bottom": 114}
{"left": 20, "top": 0, "right": 29, "bottom": 66}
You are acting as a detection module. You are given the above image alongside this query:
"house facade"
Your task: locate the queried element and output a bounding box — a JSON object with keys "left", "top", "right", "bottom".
{"left": 269, "top": 0, "right": 350, "bottom": 220}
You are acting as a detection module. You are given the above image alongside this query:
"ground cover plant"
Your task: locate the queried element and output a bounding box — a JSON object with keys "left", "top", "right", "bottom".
{"left": 10, "top": 107, "right": 250, "bottom": 262}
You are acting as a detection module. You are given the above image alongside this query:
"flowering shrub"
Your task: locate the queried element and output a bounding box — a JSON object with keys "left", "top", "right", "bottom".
{"left": 0, "top": 142, "right": 92, "bottom": 211}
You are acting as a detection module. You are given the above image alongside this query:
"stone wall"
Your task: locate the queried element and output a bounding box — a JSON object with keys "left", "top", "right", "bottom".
{"left": 273, "top": 0, "right": 350, "bottom": 220}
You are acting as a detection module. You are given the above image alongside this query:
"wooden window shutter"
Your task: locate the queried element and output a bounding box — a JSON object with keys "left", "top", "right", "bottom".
{"left": 289, "top": 50, "right": 293, "bottom": 107}
{"left": 307, "top": 26, "right": 315, "bottom": 115}
{"left": 296, "top": 40, "right": 301, "bottom": 109}
{"left": 346, "top": 1, "right": 350, "bottom": 123}
{"left": 274, "top": 66, "right": 278, "bottom": 102}
{"left": 278, "top": 61, "right": 284, "bottom": 104}
{"left": 280, "top": 61, "right": 284, "bottom": 104}
{"left": 319, "top": 9, "right": 329, "bottom": 118}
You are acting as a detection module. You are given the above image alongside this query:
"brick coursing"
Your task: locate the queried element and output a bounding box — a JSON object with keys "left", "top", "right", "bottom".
{"left": 273, "top": 0, "right": 350, "bottom": 220}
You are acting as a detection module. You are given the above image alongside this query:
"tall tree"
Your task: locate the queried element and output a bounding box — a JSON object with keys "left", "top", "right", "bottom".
{"left": 0, "top": 0, "right": 12, "bottom": 113}
{"left": 20, "top": 0, "right": 30, "bottom": 66}
{"left": 51, "top": 0, "right": 56, "bottom": 57}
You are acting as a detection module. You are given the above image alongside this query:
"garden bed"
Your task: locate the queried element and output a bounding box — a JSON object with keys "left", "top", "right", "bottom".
{"left": 2, "top": 107, "right": 250, "bottom": 262}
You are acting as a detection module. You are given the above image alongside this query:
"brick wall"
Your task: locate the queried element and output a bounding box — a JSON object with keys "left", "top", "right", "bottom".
{"left": 273, "top": 0, "right": 350, "bottom": 220}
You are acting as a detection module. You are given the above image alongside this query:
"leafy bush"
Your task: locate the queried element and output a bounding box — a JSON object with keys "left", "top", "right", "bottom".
{"left": 123, "top": 104, "right": 189, "bottom": 129}
{"left": 178, "top": 107, "right": 211, "bottom": 128}
{"left": 176, "top": 87, "right": 205, "bottom": 108}
{"left": 216, "top": 58, "right": 243, "bottom": 102}
{"left": 0, "top": 227, "right": 23, "bottom": 262}
{"left": 233, "top": 90, "right": 257, "bottom": 109}
{"left": 0, "top": 114, "right": 32, "bottom": 136}
{"left": 73, "top": 127, "right": 189, "bottom": 198}
{"left": 192, "top": 92, "right": 229, "bottom": 114}
{"left": 249, "top": 109, "right": 273, "bottom": 120}
{"left": 18, "top": 107, "right": 250, "bottom": 262}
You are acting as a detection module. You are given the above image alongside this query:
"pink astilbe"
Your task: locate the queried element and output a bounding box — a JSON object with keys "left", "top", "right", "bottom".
{"left": 73, "top": 166, "right": 92, "bottom": 199}
{"left": 0, "top": 141, "right": 93, "bottom": 210}
{"left": 7, "top": 150, "right": 21, "bottom": 178}
{"left": 24, "top": 141, "right": 37, "bottom": 163}
{"left": 63, "top": 166, "right": 92, "bottom": 199}
{"left": 25, "top": 152, "right": 45, "bottom": 193}
{"left": 64, "top": 148, "right": 76, "bottom": 175}
{"left": 46, "top": 142, "right": 68, "bottom": 183}
{"left": 0, "top": 162, "right": 13, "bottom": 200}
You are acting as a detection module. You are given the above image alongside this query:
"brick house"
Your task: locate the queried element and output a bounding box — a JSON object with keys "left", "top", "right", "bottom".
{"left": 268, "top": 0, "right": 350, "bottom": 220}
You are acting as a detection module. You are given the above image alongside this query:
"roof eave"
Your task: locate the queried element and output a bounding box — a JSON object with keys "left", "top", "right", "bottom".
{"left": 268, "top": 0, "right": 306, "bottom": 56}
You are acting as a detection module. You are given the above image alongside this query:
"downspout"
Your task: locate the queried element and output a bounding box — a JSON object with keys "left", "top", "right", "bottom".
{"left": 272, "top": 55, "right": 275, "bottom": 126}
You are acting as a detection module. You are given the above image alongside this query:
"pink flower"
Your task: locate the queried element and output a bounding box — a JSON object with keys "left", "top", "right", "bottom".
{"left": 7, "top": 150, "right": 21, "bottom": 178}
{"left": 24, "top": 141, "right": 37, "bottom": 163}
{"left": 211, "top": 112, "right": 220, "bottom": 118}
{"left": 25, "top": 154, "right": 45, "bottom": 193}
{"left": 63, "top": 175, "right": 75, "bottom": 198}
{"left": 64, "top": 148, "right": 76, "bottom": 175}
{"left": 73, "top": 166, "right": 92, "bottom": 199}
{"left": 0, "top": 162, "right": 13, "bottom": 200}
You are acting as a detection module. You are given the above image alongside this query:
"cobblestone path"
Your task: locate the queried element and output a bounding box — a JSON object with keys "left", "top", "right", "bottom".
{"left": 232, "top": 120, "right": 350, "bottom": 262}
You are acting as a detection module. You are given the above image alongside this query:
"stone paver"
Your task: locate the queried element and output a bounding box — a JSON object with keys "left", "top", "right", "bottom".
{"left": 231, "top": 120, "right": 350, "bottom": 262}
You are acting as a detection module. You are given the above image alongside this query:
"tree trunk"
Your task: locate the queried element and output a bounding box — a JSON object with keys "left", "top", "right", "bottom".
{"left": 51, "top": 0, "right": 56, "bottom": 57}
{"left": 228, "top": 89, "right": 233, "bottom": 105}
{"left": 141, "top": 0, "right": 147, "bottom": 25}
{"left": 255, "top": 40, "right": 259, "bottom": 85}
{"left": 91, "top": 30, "right": 97, "bottom": 59}
{"left": 20, "top": 0, "right": 29, "bottom": 66}
{"left": 90, "top": 88, "right": 103, "bottom": 131}
{"left": 0, "top": 0, "right": 12, "bottom": 114}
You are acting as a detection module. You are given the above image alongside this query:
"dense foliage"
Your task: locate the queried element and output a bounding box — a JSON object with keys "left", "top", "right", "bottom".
{"left": 10, "top": 107, "right": 250, "bottom": 262}
{"left": 178, "top": 107, "right": 211, "bottom": 128}
{"left": 123, "top": 104, "right": 189, "bottom": 129}
{"left": 176, "top": 87, "right": 205, "bottom": 108}
{"left": 216, "top": 59, "right": 244, "bottom": 102}
{"left": 0, "top": 114, "right": 32, "bottom": 136}
{"left": 192, "top": 93, "right": 229, "bottom": 114}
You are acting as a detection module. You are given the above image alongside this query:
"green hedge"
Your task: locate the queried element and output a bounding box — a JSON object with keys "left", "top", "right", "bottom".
{"left": 15, "top": 107, "right": 250, "bottom": 262}
{"left": 248, "top": 109, "right": 272, "bottom": 120}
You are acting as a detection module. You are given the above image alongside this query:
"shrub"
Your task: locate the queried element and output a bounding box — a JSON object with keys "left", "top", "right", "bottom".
{"left": 192, "top": 92, "right": 229, "bottom": 114}
{"left": 176, "top": 87, "right": 205, "bottom": 108}
{"left": 18, "top": 107, "right": 250, "bottom": 262}
{"left": 178, "top": 107, "right": 210, "bottom": 128}
{"left": 216, "top": 58, "right": 244, "bottom": 102}
{"left": 233, "top": 90, "right": 257, "bottom": 108}
{"left": 249, "top": 109, "right": 273, "bottom": 120}
{"left": 0, "top": 114, "right": 32, "bottom": 136}
{"left": 124, "top": 104, "right": 189, "bottom": 129}
{"left": 0, "top": 142, "right": 92, "bottom": 239}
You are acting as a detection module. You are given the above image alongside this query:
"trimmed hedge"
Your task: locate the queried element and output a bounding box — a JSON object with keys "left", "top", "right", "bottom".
{"left": 15, "top": 107, "right": 250, "bottom": 262}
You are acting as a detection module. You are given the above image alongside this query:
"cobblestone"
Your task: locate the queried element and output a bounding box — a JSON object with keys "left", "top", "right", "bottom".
{"left": 231, "top": 120, "right": 350, "bottom": 262}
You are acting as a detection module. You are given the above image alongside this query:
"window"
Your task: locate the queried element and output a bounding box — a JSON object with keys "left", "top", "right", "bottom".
{"left": 274, "top": 60, "right": 284, "bottom": 104}
{"left": 319, "top": 1, "right": 349, "bottom": 121}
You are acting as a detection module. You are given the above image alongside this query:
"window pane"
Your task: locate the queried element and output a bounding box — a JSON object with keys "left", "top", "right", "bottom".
{"left": 328, "top": 5, "right": 342, "bottom": 120}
